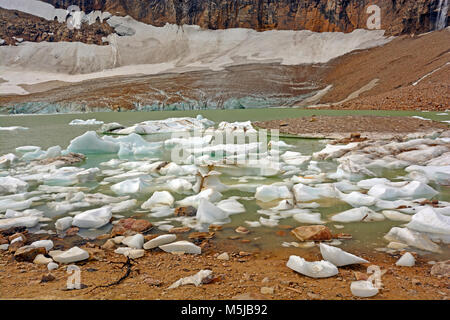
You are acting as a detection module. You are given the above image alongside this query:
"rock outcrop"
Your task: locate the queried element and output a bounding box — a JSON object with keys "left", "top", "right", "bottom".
{"left": 41, "top": 0, "right": 448, "bottom": 35}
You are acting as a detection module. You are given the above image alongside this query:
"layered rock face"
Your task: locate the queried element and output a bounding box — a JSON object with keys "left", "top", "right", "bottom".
{"left": 41, "top": 0, "right": 448, "bottom": 35}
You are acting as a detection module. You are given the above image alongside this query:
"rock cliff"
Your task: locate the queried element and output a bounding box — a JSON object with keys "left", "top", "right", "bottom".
{"left": 41, "top": 0, "right": 448, "bottom": 35}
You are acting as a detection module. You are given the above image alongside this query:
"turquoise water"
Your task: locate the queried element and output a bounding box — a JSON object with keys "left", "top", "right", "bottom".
{"left": 1, "top": 109, "right": 449, "bottom": 258}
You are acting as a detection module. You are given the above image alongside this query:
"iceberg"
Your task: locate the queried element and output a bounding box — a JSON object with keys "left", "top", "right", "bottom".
{"left": 69, "top": 119, "right": 104, "bottom": 126}
{"left": 406, "top": 207, "right": 450, "bottom": 242}
{"left": 0, "top": 215, "right": 39, "bottom": 229}
{"left": 67, "top": 131, "right": 120, "bottom": 154}
{"left": 405, "top": 165, "right": 450, "bottom": 186}
{"left": 111, "top": 177, "right": 153, "bottom": 195}
{"left": 384, "top": 227, "right": 441, "bottom": 253}
{"left": 293, "top": 183, "right": 336, "bottom": 202}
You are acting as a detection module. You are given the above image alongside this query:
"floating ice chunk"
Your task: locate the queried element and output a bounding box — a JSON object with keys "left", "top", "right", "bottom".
{"left": 395, "top": 252, "right": 415, "bottom": 267}
{"left": 329, "top": 160, "right": 375, "bottom": 181}
{"left": 382, "top": 210, "right": 412, "bottom": 222}
{"left": 374, "top": 199, "right": 416, "bottom": 210}
{"left": 52, "top": 246, "right": 89, "bottom": 264}
{"left": 159, "top": 240, "right": 201, "bottom": 254}
{"left": 245, "top": 221, "right": 262, "bottom": 228}
{"left": 0, "top": 199, "right": 33, "bottom": 213}
{"left": 4, "top": 208, "right": 42, "bottom": 218}
{"left": 286, "top": 255, "right": 338, "bottom": 278}
{"left": 427, "top": 152, "right": 450, "bottom": 166}
{"left": 357, "top": 178, "right": 391, "bottom": 190}
{"left": 319, "top": 243, "right": 368, "bottom": 266}
{"left": 0, "top": 215, "right": 39, "bottom": 229}
{"left": 111, "top": 177, "right": 152, "bottom": 195}
{"left": 280, "top": 151, "right": 311, "bottom": 166}
{"left": 143, "top": 234, "right": 177, "bottom": 250}
{"left": 69, "top": 119, "right": 104, "bottom": 126}
{"left": 397, "top": 145, "right": 449, "bottom": 165}
{"left": 168, "top": 270, "right": 213, "bottom": 289}
{"left": 405, "top": 165, "right": 450, "bottom": 186}
{"left": 331, "top": 207, "right": 384, "bottom": 223}
{"left": 351, "top": 281, "right": 379, "bottom": 298}
{"left": 111, "top": 199, "right": 137, "bottom": 213}
{"left": 271, "top": 199, "right": 294, "bottom": 211}
{"left": 0, "top": 153, "right": 17, "bottom": 168}
{"left": 67, "top": 131, "right": 119, "bottom": 154}
{"left": 313, "top": 143, "right": 359, "bottom": 160}
{"left": 177, "top": 189, "right": 222, "bottom": 208}
{"left": 167, "top": 178, "right": 193, "bottom": 194}
{"left": 293, "top": 212, "right": 324, "bottom": 224}
{"left": 255, "top": 185, "right": 292, "bottom": 202}
{"left": 334, "top": 180, "right": 360, "bottom": 193}
{"left": 259, "top": 217, "right": 279, "bottom": 227}
{"left": 196, "top": 199, "right": 229, "bottom": 224}
{"left": 216, "top": 199, "right": 245, "bottom": 214}
{"left": 337, "top": 190, "right": 376, "bottom": 208}
{"left": 55, "top": 216, "right": 73, "bottom": 231}
{"left": 30, "top": 240, "right": 54, "bottom": 251}
{"left": 16, "top": 146, "right": 40, "bottom": 154}
{"left": 0, "top": 126, "right": 28, "bottom": 131}
{"left": 122, "top": 234, "right": 144, "bottom": 249}
{"left": 0, "top": 177, "right": 28, "bottom": 195}
{"left": 217, "top": 121, "right": 255, "bottom": 132}
{"left": 112, "top": 117, "right": 214, "bottom": 135}
{"left": 368, "top": 181, "right": 438, "bottom": 200}
{"left": 293, "top": 183, "right": 336, "bottom": 202}
{"left": 384, "top": 227, "right": 441, "bottom": 253}
{"left": 269, "top": 140, "right": 293, "bottom": 149}
{"left": 72, "top": 207, "right": 112, "bottom": 229}
{"left": 406, "top": 207, "right": 450, "bottom": 240}
{"left": 148, "top": 206, "right": 174, "bottom": 218}
{"left": 141, "top": 191, "right": 174, "bottom": 210}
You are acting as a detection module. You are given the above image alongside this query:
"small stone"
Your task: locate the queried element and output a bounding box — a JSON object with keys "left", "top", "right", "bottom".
{"left": 47, "top": 262, "right": 58, "bottom": 271}
{"left": 217, "top": 252, "right": 229, "bottom": 261}
{"left": 188, "top": 232, "right": 215, "bottom": 241}
{"left": 260, "top": 287, "right": 274, "bottom": 295}
{"left": 396, "top": 252, "right": 416, "bottom": 267}
{"left": 169, "top": 227, "right": 191, "bottom": 234}
{"left": 101, "top": 239, "right": 116, "bottom": 250}
{"left": 235, "top": 226, "right": 249, "bottom": 234}
{"left": 40, "top": 273, "right": 56, "bottom": 283}
{"left": 33, "top": 254, "right": 53, "bottom": 265}
{"left": 430, "top": 260, "right": 450, "bottom": 277}
{"left": 113, "top": 236, "right": 125, "bottom": 244}
{"left": 174, "top": 206, "right": 197, "bottom": 217}
{"left": 111, "top": 218, "right": 152, "bottom": 236}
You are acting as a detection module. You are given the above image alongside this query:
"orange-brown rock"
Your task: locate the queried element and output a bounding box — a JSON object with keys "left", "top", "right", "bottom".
{"left": 174, "top": 206, "right": 197, "bottom": 217}
{"left": 14, "top": 246, "right": 46, "bottom": 262}
{"left": 291, "top": 225, "right": 332, "bottom": 242}
{"left": 111, "top": 218, "right": 153, "bottom": 236}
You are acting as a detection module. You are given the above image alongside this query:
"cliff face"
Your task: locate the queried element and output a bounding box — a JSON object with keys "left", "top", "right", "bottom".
{"left": 41, "top": 0, "right": 448, "bottom": 35}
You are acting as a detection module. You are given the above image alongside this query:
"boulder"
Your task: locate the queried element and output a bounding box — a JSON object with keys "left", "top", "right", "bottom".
{"left": 111, "top": 218, "right": 153, "bottom": 236}
{"left": 286, "top": 255, "right": 338, "bottom": 278}
{"left": 174, "top": 206, "right": 197, "bottom": 217}
{"left": 291, "top": 225, "right": 332, "bottom": 242}
{"left": 320, "top": 243, "right": 369, "bottom": 266}
{"left": 14, "top": 246, "right": 46, "bottom": 262}
{"left": 143, "top": 234, "right": 177, "bottom": 250}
